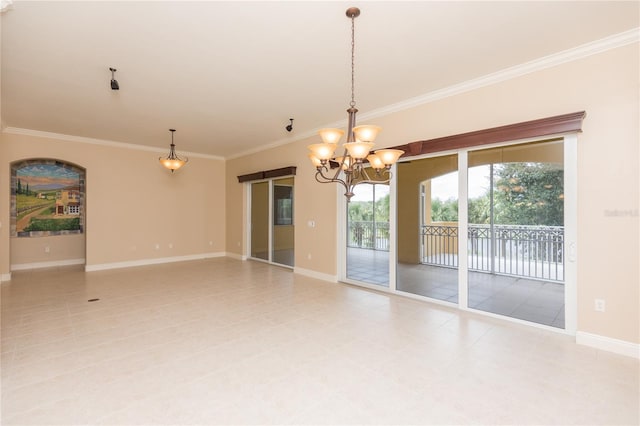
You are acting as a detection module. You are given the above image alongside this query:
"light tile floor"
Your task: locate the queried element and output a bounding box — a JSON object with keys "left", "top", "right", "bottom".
{"left": 1, "top": 258, "right": 638, "bottom": 425}
{"left": 348, "top": 248, "right": 565, "bottom": 328}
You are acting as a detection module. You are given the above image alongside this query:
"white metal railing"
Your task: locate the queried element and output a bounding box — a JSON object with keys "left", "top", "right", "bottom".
{"left": 347, "top": 221, "right": 390, "bottom": 251}
{"left": 347, "top": 221, "right": 565, "bottom": 281}
{"left": 422, "top": 224, "right": 564, "bottom": 282}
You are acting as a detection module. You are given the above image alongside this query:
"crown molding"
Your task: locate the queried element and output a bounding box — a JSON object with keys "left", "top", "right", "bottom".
{"left": 230, "top": 27, "right": 639, "bottom": 160}
{"left": 3, "top": 28, "right": 637, "bottom": 162}
{"left": 225, "top": 128, "right": 317, "bottom": 161}
{"left": 1, "top": 127, "right": 225, "bottom": 161}
{"left": 356, "top": 27, "right": 639, "bottom": 123}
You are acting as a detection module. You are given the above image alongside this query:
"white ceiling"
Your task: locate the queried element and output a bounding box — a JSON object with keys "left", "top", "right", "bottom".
{"left": 1, "top": 1, "right": 638, "bottom": 158}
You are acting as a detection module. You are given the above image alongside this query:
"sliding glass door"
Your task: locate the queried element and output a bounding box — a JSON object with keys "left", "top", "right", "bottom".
{"left": 341, "top": 135, "right": 574, "bottom": 331}
{"left": 467, "top": 140, "right": 565, "bottom": 328}
{"left": 250, "top": 181, "right": 269, "bottom": 261}
{"left": 346, "top": 183, "right": 390, "bottom": 286}
{"left": 272, "top": 178, "right": 294, "bottom": 267}
{"left": 396, "top": 154, "right": 459, "bottom": 302}
{"left": 249, "top": 177, "right": 295, "bottom": 267}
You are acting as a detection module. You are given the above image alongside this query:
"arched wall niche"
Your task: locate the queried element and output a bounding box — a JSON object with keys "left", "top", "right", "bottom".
{"left": 10, "top": 158, "right": 86, "bottom": 238}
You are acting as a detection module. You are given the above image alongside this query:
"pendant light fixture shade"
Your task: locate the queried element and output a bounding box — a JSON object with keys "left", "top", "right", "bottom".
{"left": 318, "top": 128, "right": 345, "bottom": 144}
{"left": 159, "top": 129, "right": 188, "bottom": 173}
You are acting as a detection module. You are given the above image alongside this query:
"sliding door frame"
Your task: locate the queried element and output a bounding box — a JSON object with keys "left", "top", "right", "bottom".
{"left": 337, "top": 133, "right": 577, "bottom": 335}
{"left": 246, "top": 175, "right": 295, "bottom": 269}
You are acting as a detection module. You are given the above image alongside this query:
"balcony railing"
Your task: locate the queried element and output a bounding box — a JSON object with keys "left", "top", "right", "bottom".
{"left": 423, "top": 224, "right": 564, "bottom": 282}
{"left": 347, "top": 221, "right": 390, "bottom": 251}
{"left": 348, "top": 221, "right": 564, "bottom": 282}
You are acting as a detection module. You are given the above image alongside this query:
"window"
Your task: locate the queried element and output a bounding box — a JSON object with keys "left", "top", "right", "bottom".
{"left": 274, "top": 185, "right": 293, "bottom": 225}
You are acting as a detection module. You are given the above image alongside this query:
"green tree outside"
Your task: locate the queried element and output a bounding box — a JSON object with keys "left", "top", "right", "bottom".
{"left": 430, "top": 162, "right": 563, "bottom": 226}
{"left": 493, "top": 163, "right": 563, "bottom": 226}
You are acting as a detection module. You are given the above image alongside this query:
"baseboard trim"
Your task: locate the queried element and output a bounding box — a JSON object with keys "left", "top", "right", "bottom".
{"left": 11, "top": 258, "right": 86, "bottom": 271}
{"left": 1, "top": 273, "right": 11, "bottom": 282}
{"left": 576, "top": 331, "right": 640, "bottom": 359}
{"left": 294, "top": 267, "right": 338, "bottom": 283}
{"left": 225, "top": 252, "right": 247, "bottom": 261}
{"left": 204, "top": 252, "right": 227, "bottom": 259}
{"left": 85, "top": 252, "right": 226, "bottom": 272}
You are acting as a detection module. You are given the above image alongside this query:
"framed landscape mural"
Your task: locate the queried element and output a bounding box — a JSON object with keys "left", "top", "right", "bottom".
{"left": 11, "top": 159, "right": 85, "bottom": 237}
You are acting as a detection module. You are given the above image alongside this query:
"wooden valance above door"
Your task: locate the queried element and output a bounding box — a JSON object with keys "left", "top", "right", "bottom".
{"left": 237, "top": 166, "right": 297, "bottom": 183}
{"left": 393, "top": 111, "right": 586, "bottom": 158}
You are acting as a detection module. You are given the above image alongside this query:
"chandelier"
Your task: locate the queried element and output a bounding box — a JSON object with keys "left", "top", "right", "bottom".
{"left": 307, "top": 7, "right": 403, "bottom": 200}
{"left": 159, "top": 129, "right": 188, "bottom": 173}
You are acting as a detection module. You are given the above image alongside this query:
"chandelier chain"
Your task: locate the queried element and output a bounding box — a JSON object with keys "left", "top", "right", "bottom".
{"left": 350, "top": 14, "right": 356, "bottom": 108}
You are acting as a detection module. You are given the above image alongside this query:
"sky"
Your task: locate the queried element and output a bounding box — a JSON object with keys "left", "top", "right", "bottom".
{"left": 350, "top": 166, "right": 490, "bottom": 202}
{"left": 431, "top": 166, "right": 490, "bottom": 201}
{"left": 17, "top": 164, "right": 79, "bottom": 189}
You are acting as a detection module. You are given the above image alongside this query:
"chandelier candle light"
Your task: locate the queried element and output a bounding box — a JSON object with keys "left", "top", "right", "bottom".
{"left": 308, "top": 7, "right": 403, "bottom": 200}
{"left": 159, "top": 129, "right": 188, "bottom": 173}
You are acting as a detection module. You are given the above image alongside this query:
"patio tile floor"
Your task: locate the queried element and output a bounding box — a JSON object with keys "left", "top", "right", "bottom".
{"left": 347, "top": 247, "right": 565, "bottom": 329}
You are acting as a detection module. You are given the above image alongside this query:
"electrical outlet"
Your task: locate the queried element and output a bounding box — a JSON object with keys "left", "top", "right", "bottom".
{"left": 168, "top": 243, "right": 173, "bottom": 249}
{"left": 155, "top": 243, "right": 160, "bottom": 250}
{"left": 307, "top": 253, "right": 312, "bottom": 260}
{"left": 44, "top": 246, "right": 50, "bottom": 253}
{"left": 595, "top": 299, "right": 606, "bottom": 312}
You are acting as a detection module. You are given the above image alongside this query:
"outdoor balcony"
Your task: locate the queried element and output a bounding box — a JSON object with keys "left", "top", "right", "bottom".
{"left": 346, "top": 221, "right": 565, "bottom": 328}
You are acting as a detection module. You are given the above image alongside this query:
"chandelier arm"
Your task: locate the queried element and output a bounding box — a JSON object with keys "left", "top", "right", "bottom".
{"left": 314, "top": 168, "right": 333, "bottom": 183}
{"left": 353, "top": 167, "right": 393, "bottom": 186}
{"left": 315, "top": 164, "right": 339, "bottom": 183}
{"left": 314, "top": 170, "right": 350, "bottom": 194}
{"left": 315, "top": 167, "right": 342, "bottom": 185}
{"left": 331, "top": 163, "right": 345, "bottom": 181}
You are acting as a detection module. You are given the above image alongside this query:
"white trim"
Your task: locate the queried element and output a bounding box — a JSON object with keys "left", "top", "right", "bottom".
{"left": 463, "top": 305, "right": 574, "bottom": 335}
{"left": 337, "top": 184, "right": 347, "bottom": 283}
{"left": 576, "top": 331, "right": 640, "bottom": 359}
{"left": 397, "top": 288, "right": 459, "bottom": 309}
{"left": 357, "top": 28, "right": 639, "bottom": 124}
{"left": 1, "top": 0, "right": 14, "bottom": 13}
{"left": 268, "top": 181, "right": 274, "bottom": 263}
{"left": 225, "top": 252, "right": 247, "bottom": 261}
{"left": 11, "top": 258, "right": 85, "bottom": 271}
{"left": 1, "top": 273, "right": 11, "bottom": 282}
{"left": 457, "top": 152, "right": 469, "bottom": 309}
{"left": 4, "top": 29, "right": 636, "bottom": 162}
{"left": 226, "top": 129, "right": 319, "bottom": 160}
{"left": 294, "top": 267, "right": 338, "bottom": 283}
{"left": 2, "top": 127, "right": 225, "bottom": 161}
{"left": 85, "top": 252, "right": 225, "bottom": 272}
{"left": 342, "top": 278, "right": 392, "bottom": 293}
{"left": 227, "top": 28, "right": 639, "bottom": 160}
{"left": 245, "top": 182, "right": 252, "bottom": 261}
{"left": 204, "top": 252, "right": 226, "bottom": 259}
{"left": 563, "top": 135, "right": 578, "bottom": 333}
{"left": 389, "top": 163, "right": 398, "bottom": 292}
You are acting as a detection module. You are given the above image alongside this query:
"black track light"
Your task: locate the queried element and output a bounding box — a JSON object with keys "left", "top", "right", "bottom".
{"left": 109, "top": 67, "right": 119, "bottom": 90}
{"left": 286, "top": 118, "right": 294, "bottom": 132}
